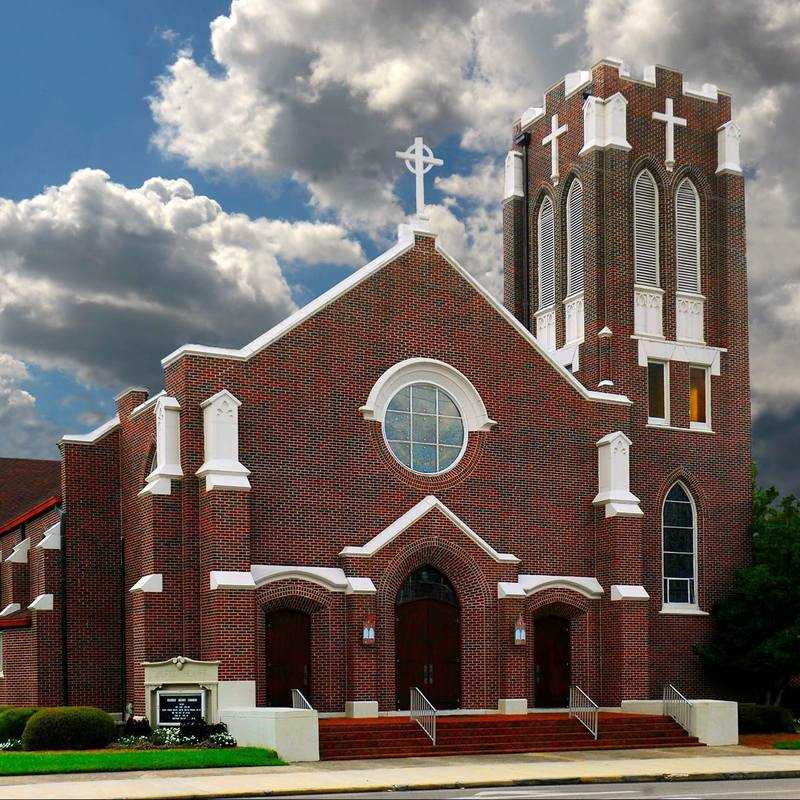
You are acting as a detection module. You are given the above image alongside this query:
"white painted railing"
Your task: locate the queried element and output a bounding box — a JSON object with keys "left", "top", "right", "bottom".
{"left": 410, "top": 686, "right": 436, "bottom": 745}
{"left": 569, "top": 684, "right": 599, "bottom": 739}
{"left": 663, "top": 683, "right": 692, "bottom": 733}
{"left": 291, "top": 689, "right": 313, "bottom": 710}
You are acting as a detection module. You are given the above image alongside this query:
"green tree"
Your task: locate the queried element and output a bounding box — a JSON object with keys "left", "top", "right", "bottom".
{"left": 696, "top": 478, "right": 800, "bottom": 705}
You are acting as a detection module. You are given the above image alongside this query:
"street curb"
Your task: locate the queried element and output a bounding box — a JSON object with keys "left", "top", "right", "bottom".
{"left": 177, "top": 768, "right": 800, "bottom": 797}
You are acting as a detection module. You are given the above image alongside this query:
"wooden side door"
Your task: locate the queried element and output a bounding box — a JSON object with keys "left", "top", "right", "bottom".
{"left": 533, "top": 615, "right": 571, "bottom": 707}
{"left": 265, "top": 609, "right": 311, "bottom": 707}
{"left": 426, "top": 599, "right": 460, "bottom": 709}
{"left": 395, "top": 599, "right": 428, "bottom": 710}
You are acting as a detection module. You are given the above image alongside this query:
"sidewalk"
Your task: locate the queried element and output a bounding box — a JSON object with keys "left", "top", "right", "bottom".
{"left": 3, "top": 745, "right": 800, "bottom": 799}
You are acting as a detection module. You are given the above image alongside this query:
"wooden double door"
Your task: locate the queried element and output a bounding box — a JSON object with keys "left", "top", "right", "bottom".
{"left": 265, "top": 609, "right": 311, "bottom": 707}
{"left": 395, "top": 566, "right": 461, "bottom": 709}
{"left": 533, "top": 614, "right": 571, "bottom": 707}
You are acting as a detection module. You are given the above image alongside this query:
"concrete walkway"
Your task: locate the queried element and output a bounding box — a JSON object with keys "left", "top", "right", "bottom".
{"left": 3, "top": 745, "right": 800, "bottom": 799}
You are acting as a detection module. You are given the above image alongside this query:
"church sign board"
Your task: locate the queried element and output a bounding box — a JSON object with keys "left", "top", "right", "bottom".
{"left": 156, "top": 690, "right": 206, "bottom": 727}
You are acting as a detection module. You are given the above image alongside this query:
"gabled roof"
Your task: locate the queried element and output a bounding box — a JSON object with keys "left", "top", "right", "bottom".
{"left": 160, "top": 221, "right": 631, "bottom": 407}
{"left": 339, "top": 494, "right": 520, "bottom": 564}
{"left": 0, "top": 458, "right": 61, "bottom": 534}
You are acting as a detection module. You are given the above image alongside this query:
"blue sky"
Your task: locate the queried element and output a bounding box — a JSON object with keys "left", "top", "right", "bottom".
{"left": 0, "top": 1, "right": 798, "bottom": 494}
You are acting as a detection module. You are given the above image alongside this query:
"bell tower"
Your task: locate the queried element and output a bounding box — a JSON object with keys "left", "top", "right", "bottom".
{"left": 502, "top": 58, "right": 748, "bottom": 438}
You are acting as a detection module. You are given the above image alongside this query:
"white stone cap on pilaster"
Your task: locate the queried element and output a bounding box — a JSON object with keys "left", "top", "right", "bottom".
{"left": 346, "top": 577, "right": 377, "bottom": 595}
{"left": 716, "top": 121, "right": 742, "bottom": 175}
{"left": 0, "top": 603, "right": 21, "bottom": 617}
{"left": 610, "top": 584, "right": 650, "bottom": 601}
{"left": 197, "top": 389, "right": 251, "bottom": 492}
{"left": 6, "top": 538, "right": 30, "bottom": 564}
{"left": 504, "top": 150, "right": 524, "bottom": 200}
{"left": 210, "top": 570, "right": 256, "bottom": 590}
{"left": 36, "top": 520, "right": 61, "bottom": 550}
{"left": 593, "top": 431, "right": 643, "bottom": 518}
{"left": 28, "top": 593, "right": 54, "bottom": 611}
{"left": 139, "top": 395, "right": 183, "bottom": 497}
{"left": 130, "top": 573, "right": 163, "bottom": 593}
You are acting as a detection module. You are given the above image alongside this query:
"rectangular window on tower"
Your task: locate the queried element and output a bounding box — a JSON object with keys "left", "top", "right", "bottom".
{"left": 647, "top": 361, "right": 669, "bottom": 425}
{"left": 689, "top": 366, "right": 710, "bottom": 430}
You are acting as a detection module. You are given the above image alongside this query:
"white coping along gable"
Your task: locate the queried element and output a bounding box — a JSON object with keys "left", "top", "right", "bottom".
{"left": 161, "top": 221, "right": 630, "bottom": 408}
{"left": 339, "top": 494, "right": 520, "bottom": 564}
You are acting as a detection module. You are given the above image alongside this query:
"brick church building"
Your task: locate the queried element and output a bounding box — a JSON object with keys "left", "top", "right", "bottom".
{"left": 0, "top": 59, "right": 751, "bottom": 719}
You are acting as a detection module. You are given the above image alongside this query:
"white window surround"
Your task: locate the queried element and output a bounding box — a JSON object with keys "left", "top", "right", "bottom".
{"left": 647, "top": 360, "right": 670, "bottom": 427}
{"left": 498, "top": 575, "right": 603, "bottom": 600}
{"left": 633, "top": 170, "right": 660, "bottom": 287}
{"left": 635, "top": 337, "right": 724, "bottom": 377}
{"left": 662, "top": 482, "right": 701, "bottom": 612}
{"left": 675, "top": 179, "right": 701, "bottom": 294}
{"left": 360, "top": 358, "right": 496, "bottom": 433}
{"left": 689, "top": 365, "right": 713, "bottom": 432}
{"left": 161, "top": 224, "right": 631, "bottom": 408}
{"left": 339, "top": 495, "right": 519, "bottom": 564}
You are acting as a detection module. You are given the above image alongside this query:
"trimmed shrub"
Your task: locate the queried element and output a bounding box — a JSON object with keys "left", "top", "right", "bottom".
{"left": 179, "top": 719, "right": 227, "bottom": 741}
{"left": 738, "top": 703, "right": 797, "bottom": 734}
{"left": 0, "top": 707, "right": 39, "bottom": 741}
{"left": 22, "top": 706, "right": 116, "bottom": 751}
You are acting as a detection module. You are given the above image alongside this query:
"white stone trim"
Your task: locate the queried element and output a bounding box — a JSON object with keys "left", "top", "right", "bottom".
{"left": 210, "top": 571, "right": 256, "bottom": 590}
{"left": 252, "top": 565, "right": 348, "bottom": 592}
{"left": 130, "top": 389, "right": 166, "bottom": 420}
{"left": 503, "top": 150, "right": 524, "bottom": 200}
{"left": 0, "top": 603, "right": 21, "bottom": 617}
{"left": 61, "top": 414, "right": 120, "bottom": 445}
{"left": 660, "top": 605, "right": 709, "bottom": 616}
{"left": 360, "top": 358, "right": 496, "bottom": 432}
{"left": 580, "top": 93, "right": 631, "bottom": 155}
{"left": 139, "top": 395, "right": 183, "bottom": 497}
{"left": 162, "top": 231, "right": 417, "bottom": 368}
{"left": 634, "top": 284, "right": 664, "bottom": 339}
{"left": 683, "top": 81, "right": 718, "bottom": 102}
{"left": 565, "top": 70, "right": 592, "bottom": 99}
{"left": 716, "top": 121, "right": 742, "bottom": 175}
{"left": 196, "top": 390, "right": 251, "bottom": 491}
{"left": 346, "top": 577, "right": 377, "bottom": 595}
{"left": 518, "top": 106, "right": 545, "bottom": 130}
{"left": 28, "top": 594, "right": 54, "bottom": 611}
{"left": 676, "top": 291, "right": 705, "bottom": 345}
{"left": 129, "top": 573, "right": 163, "bottom": 593}
{"left": 433, "top": 240, "right": 631, "bottom": 406}
{"left": 593, "top": 432, "right": 643, "bottom": 518}
{"left": 610, "top": 584, "right": 650, "bottom": 601}
{"left": 158, "top": 223, "right": 630, "bottom": 409}
{"left": 36, "top": 520, "right": 61, "bottom": 550}
{"left": 552, "top": 344, "right": 580, "bottom": 373}
{"left": 114, "top": 386, "right": 150, "bottom": 401}
{"left": 635, "top": 337, "right": 725, "bottom": 376}
{"left": 500, "top": 574, "right": 603, "bottom": 599}
{"left": 340, "top": 495, "right": 519, "bottom": 564}
{"left": 6, "top": 538, "right": 30, "bottom": 564}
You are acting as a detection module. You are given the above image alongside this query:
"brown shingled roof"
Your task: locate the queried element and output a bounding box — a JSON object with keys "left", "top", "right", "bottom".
{"left": 0, "top": 457, "right": 61, "bottom": 531}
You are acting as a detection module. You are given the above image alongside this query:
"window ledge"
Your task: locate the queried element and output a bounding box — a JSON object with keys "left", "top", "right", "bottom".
{"left": 660, "top": 605, "right": 709, "bottom": 616}
{"left": 647, "top": 417, "right": 669, "bottom": 427}
{"left": 646, "top": 424, "right": 714, "bottom": 434}
{"left": 689, "top": 422, "right": 712, "bottom": 432}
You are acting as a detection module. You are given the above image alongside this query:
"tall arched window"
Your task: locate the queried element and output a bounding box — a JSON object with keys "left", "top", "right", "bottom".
{"left": 675, "top": 178, "right": 700, "bottom": 293}
{"left": 633, "top": 169, "right": 659, "bottom": 286}
{"left": 566, "top": 179, "right": 584, "bottom": 296}
{"left": 662, "top": 482, "right": 698, "bottom": 607}
{"left": 537, "top": 196, "right": 555, "bottom": 309}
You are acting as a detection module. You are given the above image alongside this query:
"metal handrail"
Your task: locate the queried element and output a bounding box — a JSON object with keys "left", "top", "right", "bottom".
{"left": 663, "top": 683, "right": 692, "bottom": 732}
{"left": 569, "top": 684, "right": 599, "bottom": 739}
{"left": 410, "top": 686, "right": 436, "bottom": 745}
{"left": 291, "top": 688, "right": 313, "bottom": 710}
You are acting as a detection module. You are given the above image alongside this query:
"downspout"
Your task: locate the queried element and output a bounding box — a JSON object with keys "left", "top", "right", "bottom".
{"left": 513, "top": 130, "right": 531, "bottom": 331}
{"left": 120, "top": 534, "right": 126, "bottom": 719}
{"left": 59, "top": 507, "right": 68, "bottom": 705}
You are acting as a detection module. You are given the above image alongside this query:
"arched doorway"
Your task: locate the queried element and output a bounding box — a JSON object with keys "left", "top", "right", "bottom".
{"left": 534, "top": 614, "right": 571, "bottom": 707}
{"left": 265, "top": 609, "right": 311, "bottom": 707}
{"left": 395, "top": 565, "right": 460, "bottom": 710}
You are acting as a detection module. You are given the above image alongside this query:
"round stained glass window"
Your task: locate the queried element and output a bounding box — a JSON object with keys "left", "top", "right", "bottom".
{"left": 383, "top": 382, "right": 466, "bottom": 474}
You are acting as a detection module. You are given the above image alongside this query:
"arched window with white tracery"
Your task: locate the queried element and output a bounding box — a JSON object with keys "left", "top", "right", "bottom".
{"left": 537, "top": 196, "right": 555, "bottom": 309}
{"left": 566, "top": 179, "right": 584, "bottom": 296}
{"left": 662, "top": 482, "right": 698, "bottom": 607}
{"left": 633, "top": 169, "right": 659, "bottom": 286}
{"left": 675, "top": 178, "right": 700, "bottom": 293}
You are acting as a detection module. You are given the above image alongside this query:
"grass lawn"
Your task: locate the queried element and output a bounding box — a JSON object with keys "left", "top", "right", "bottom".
{"left": 0, "top": 747, "right": 284, "bottom": 776}
{"left": 774, "top": 738, "right": 800, "bottom": 750}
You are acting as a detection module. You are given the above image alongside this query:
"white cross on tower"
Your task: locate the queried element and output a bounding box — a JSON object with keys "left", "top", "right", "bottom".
{"left": 652, "top": 98, "right": 687, "bottom": 172}
{"left": 542, "top": 114, "right": 568, "bottom": 184}
{"left": 395, "top": 136, "right": 443, "bottom": 220}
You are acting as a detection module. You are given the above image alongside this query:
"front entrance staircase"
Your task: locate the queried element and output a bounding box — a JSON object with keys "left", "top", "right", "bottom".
{"left": 318, "top": 712, "right": 701, "bottom": 760}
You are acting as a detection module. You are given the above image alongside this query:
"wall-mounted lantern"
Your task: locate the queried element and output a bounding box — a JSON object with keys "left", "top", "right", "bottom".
{"left": 362, "top": 613, "right": 376, "bottom": 646}
{"left": 514, "top": 615, "right": 526, "bottom": 645}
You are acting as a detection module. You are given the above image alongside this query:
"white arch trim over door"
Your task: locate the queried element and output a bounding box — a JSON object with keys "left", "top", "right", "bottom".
{"left": 359, "top": 358, "right": 497, "bottom": 432}
{"left": 497, "top": 574, "right": 604, "bottom": 600}
{"left": 210, "top": 566, "right": 376, "bottom": 594}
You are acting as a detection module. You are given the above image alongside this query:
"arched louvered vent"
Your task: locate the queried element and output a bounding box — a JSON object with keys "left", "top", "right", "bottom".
{"left": 675, "top": 178, "right": 700, "bottom": 293}
{"left": 537, "top": 196, "right": 555, "bottom": 309}
{"left": 566, "top": 180, "right": 584, "bottom": 295}
{"left": 633, "top": 170, "right": 659, "bottom": 286}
